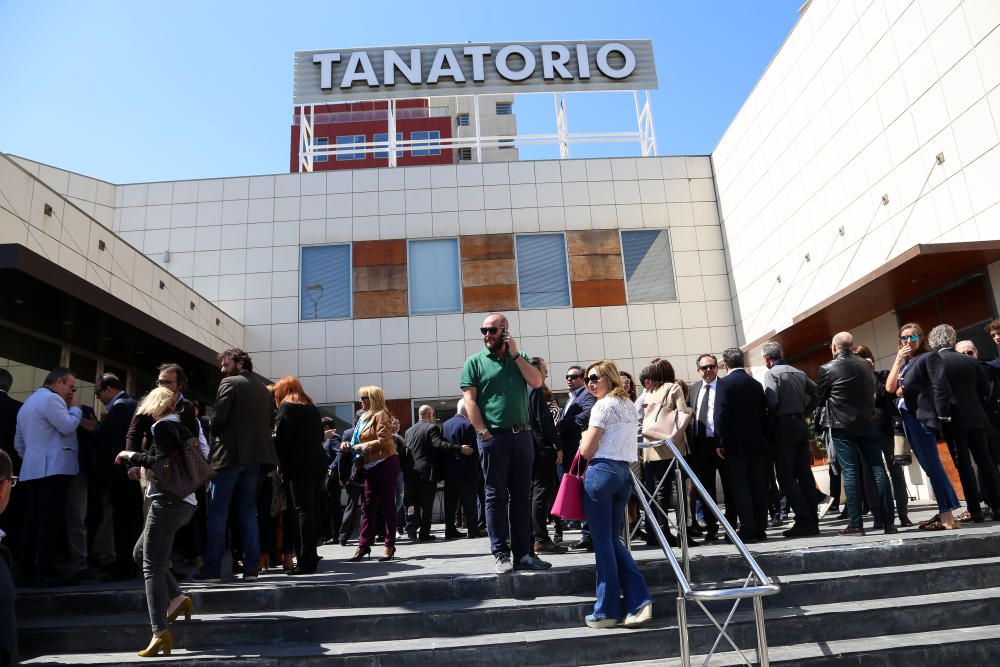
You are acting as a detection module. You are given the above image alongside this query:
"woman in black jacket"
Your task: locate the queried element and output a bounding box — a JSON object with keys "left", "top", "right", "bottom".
{"left": 272, "top": 376, "right": 328, "bottom": 574}
{"left": 115, "top": 387, "right": 199, "bottom": 657}
{"left": 886, "top": 323, "right": 960, "bottom": 530}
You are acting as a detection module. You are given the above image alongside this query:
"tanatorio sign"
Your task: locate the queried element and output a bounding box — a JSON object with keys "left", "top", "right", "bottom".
{"left": 293, "top": 40, "right": 656, "bottom": 104}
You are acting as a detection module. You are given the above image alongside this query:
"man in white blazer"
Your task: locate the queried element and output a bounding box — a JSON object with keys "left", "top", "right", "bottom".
{"left": 14, "top": 367, "right": 82, "bottom": 587}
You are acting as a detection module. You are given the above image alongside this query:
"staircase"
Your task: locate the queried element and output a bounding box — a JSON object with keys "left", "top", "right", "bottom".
{"left": 17, "top": 514, "right": 1000, "bottom": 665}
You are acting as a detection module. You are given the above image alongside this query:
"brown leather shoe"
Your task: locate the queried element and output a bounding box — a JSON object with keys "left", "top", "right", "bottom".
{"left": 837, "top": 527, "right": 865, "bottom": 536}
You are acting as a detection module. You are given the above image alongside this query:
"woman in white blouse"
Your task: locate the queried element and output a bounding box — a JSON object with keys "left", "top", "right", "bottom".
{"left": 578, "top": 360, "right": 653, "bottom": 629}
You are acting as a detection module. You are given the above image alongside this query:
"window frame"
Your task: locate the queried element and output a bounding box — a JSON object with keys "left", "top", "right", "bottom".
{"left": 299, "top": 243, "right": 353, "bottom": 321}
{"left": 618, "top": 228, "right": 679, "bottom": 305}
{"left": 313, "top": 136, "right": 329, "bottom": 163}
{"left": 411, "top": 130, "right": 441, "bottom": 156}
{"left": 335, "top": 134, "right": 366, "bottom": 161}
{"left": 406, "top": 237, "right": 463, "bottom": 315}
{"left": 495, "top": 102, "right": 513, "bottom": 115}
{"left": 457, "top": 113, "right": 470, "bottom": 126}
{"left": 373, "top": 132, "right": 404, "bottom": 159}
{"left": 458, "top": 147, "right": 473, "bottom": 161}
{"left": 512, "top": 232, "right": 573, "bottom": 310}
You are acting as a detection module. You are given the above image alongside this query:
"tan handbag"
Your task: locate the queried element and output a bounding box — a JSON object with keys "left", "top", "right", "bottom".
{"left": 641, "top": 390, "right": 693, "bottom": 457}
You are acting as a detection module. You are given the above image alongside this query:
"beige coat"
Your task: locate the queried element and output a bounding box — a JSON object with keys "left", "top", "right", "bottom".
{"left": 640, "top": 382, "right": 691, "bottom": 461}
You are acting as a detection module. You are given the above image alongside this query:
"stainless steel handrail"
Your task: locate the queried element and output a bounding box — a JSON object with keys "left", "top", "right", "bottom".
{"left": 630, "top": 438, "right": 780, "bottom": 666}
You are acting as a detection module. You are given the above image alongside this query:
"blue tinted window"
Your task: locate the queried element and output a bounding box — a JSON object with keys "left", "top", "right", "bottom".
{"left": 411, "top": 130, "right": 441, "bottom": 156}
{"left": 515, "top": 234, "right": 570, "bottom": 308}
{"left": 408, "top": 239, "right": 461, "bottom": 314}
{"left": 301, "top": 244, "right": 351, "bottom": 319}
{"left": 335, "top": 135, "right": 365, "bottom": 161}
{"left": 373, "top": 132, "right": 404, "bottom": 159}
{"left": 314, "top": 137, "right": 329, "bottom": 163}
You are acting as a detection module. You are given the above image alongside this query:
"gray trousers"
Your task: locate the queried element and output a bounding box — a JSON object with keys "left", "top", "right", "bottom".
{"left": 65, "top": 472, "right": 89, "bottom": 575}
{"left": 133, "top": 498, "right": 195, "bottom": 633}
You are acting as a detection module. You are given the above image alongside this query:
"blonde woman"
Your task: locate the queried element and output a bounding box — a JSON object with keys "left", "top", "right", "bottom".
{"left": 114, "top": 387, "right": 197, "bottom": 657}
{"left": 341, "top": 386, "right": 399, "bottom": 562}
{"left": 579, "top": 360, "right": 652, "bottom": 630}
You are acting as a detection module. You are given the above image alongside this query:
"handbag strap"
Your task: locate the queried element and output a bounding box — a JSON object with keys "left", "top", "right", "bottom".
{"left": 569, "top": 449, "right": 589, "bottom": 477}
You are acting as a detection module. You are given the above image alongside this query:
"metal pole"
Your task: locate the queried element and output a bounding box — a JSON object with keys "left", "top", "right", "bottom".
{"left": 677, "top": 595, "right": 691, "bottom": 667}
{"left": 675, "top": 462, "right": 690, "bottom": 580}
{"left": 753, "top": 596, "right": 770, "bottom": 667}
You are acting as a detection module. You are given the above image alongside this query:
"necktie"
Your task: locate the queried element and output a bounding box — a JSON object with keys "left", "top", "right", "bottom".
{"left": 698, "top": 384, "right": 711, "bottom": 436}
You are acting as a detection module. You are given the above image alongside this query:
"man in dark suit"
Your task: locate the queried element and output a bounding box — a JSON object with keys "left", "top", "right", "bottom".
{"left": 713, "top": 348, "right": 770, "bottom": 542}
{"left": 442, "top": 401, "right": 482, "bottom": 539}
{"left": 200, "top": 349, "right": 278, "bottom": 581}
{"left": 335, "top": 410, "right": 364, "bottom": 545}
{"left": 95, "top": 373, "right": 141, "bottom": 580}
{"left": 686, "top": 353, "right": 734, "bottom": 540}
{"left": 404, "top": 405, "right": 473, "bottom": 541}
{"left": 558, "top": 365, "right": 595, "bottom": 549}
{"left": 0, "top": 370, "right": 23, "bottom": 545}
{"left": 932, "top": 325, "right": 1000, "bottom": 521}
{"left": 0, "top": 450, "right": 18, "bottom": 666}
{"left": 528, "top": 358, "right": 565, "bottom": 554}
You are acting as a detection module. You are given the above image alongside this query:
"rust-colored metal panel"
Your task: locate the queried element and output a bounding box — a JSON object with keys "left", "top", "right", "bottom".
{"left": 354, "top": 265, "right": 408, "bottom": 292}
{"left": 354, "top": 290, "right": 408, "bottom": 318}
{"left": 460, "top": 234, "right": 514, "bottom": 261}
{"left": 461, "top": 259, "right": 517, "bottom": 287}
{"left": 567, "top": 230, "right": 621, "bottom": 257}
{"left": 571, "top": 279, "right": 627, "bottom": 307}
{"left": 353, "top": 239, "right": 407, "bottom": 266}
{"left": 462, "top": 284, "right": 518, "bottom": 313}
{"left": 569, "top": 254, "right": 624, "bottom": 281}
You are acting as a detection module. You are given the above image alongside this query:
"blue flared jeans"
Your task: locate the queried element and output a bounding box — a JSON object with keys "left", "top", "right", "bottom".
{"left": 582, "top": 458, "right": 651, "bottom": 621}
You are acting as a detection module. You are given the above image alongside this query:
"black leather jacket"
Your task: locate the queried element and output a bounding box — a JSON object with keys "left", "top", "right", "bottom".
{"left": 815, "top": 352, "right": 875, "bottom": 433}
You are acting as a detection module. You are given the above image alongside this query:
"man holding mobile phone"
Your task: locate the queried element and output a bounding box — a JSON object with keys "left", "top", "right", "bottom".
{"left": 461, "top": 313, "right": 551, "bottom": 574}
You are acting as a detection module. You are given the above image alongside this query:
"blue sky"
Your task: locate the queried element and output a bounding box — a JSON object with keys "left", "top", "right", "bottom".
{"left": 0, "top": 1, "right": 802, "bottom": 183}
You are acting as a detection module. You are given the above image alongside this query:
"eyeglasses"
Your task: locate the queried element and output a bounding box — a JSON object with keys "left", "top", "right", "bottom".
{"left": 0, "top": 476, "right": 17, "bottom": 488}
{"left": 359, "top": 395, "right": 370, "bottom": 400}
{"left": 566, "top": 374, "right": 581, "bottom": 380}
{"left": 480, "top": 327, "right": 502, "bottom": 335}
{"left": 698, "top": 364, "right": 718, "bottom": 372}
{"left": 962, "top": 350, "right": 976, "bottom": 356}
{"left": 585, "top": 375, "right": 602, "bottom": 384}
{"left": 899, "top": 334, "right": 920, "bottom": 342}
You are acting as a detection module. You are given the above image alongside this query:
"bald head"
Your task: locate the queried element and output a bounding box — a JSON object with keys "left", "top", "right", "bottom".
{"left": 956, "top": 340, "right": 978, "bottom": 358}
{"left": 418, "top": 404, "right": 434, "bottom": 422}
{"left": 832, "top": 332, "right": 854, "bottom": 351}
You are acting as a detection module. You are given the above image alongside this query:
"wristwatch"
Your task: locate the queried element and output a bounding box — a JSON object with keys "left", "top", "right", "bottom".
{"left": 477, "top": 428, "right": 490, "bottom": 438}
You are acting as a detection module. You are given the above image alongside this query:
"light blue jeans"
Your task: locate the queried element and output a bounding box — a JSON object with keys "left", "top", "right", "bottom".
{"left": 583, "top": 458, "right": 651, "bottom": 621}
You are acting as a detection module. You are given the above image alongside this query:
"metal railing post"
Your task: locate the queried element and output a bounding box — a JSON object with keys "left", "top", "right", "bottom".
{"left": 753, "top": 595, "right": 770, "bottom": 666}
{"left": 675, "top": 462, "right": 690, "bottom": 580}
{"left": 677, "top": 594, "right": 691, "bottom": 667}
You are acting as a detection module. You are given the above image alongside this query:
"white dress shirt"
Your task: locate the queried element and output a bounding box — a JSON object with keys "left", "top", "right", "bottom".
{"left": 14, "top": 387, "right": 82, "bottom": 482}
{"left": 695, "top": 380, "right": 718, "bottom": 437}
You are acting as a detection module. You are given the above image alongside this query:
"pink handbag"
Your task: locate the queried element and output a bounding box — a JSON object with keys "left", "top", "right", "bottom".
{"left": 551, "top": 451, "right": 588, "bottom": 520}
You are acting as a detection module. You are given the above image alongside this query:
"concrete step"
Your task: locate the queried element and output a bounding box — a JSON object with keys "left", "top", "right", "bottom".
{"left": 18, "top": 555, "right": 1000, "bottom": 656}
{"left": 18, "top": 529, "right": 1000, "bottom": 619}
{"left": 600, "top": 624, "right": 1000, "bottom": 666}
{"left": 21, "top": 586, "right": 1000, "bottom": 665}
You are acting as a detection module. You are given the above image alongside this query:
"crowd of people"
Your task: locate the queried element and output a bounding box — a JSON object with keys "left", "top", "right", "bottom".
{"left": 2, "top": 314, "right": 1000, "bottom": 658}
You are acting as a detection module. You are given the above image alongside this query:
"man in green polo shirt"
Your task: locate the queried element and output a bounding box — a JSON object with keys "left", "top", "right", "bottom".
{"left": 461, "top": 313, "right": 551, "bottom": 574}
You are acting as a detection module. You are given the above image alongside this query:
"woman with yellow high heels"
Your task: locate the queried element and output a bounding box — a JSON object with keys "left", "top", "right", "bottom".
{"left": 115, "top": 386, "right": 199, "bottom": 657}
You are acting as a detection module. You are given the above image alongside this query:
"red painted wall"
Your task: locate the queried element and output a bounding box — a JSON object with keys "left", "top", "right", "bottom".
{"left": 290, "top": 100, "right": 453, "bottom": 172}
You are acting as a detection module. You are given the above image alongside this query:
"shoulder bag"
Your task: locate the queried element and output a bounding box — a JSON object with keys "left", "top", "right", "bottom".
{"left": 641, "top": 386, "right": 693, "bottom": 455}
{"left": 153, "top": 435, "right": 216, "bottom": 502}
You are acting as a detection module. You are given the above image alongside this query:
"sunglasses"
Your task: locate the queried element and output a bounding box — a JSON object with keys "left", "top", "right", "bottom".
{"left": 699, "top": 364, "right": 718, "bottom": 371}
{"left": 360, "top": 395, "right": 370, "bottom": 400}
{"left": 480, "top": 327, "right": 504, "bottom": 335}
{"left": 962, "top": 350, "right": 976, "bottom": 356}
{"left": 0, "top": 476, "right": 17, "bottom": 488}
{"left": 899, "top": 334, "right": 920, "bottom": 342}
{"left": 585, "top": 374, "right": 602, "bottom": 384}
{"left": 566, "top": 374, "right": 581, "bottom": 380}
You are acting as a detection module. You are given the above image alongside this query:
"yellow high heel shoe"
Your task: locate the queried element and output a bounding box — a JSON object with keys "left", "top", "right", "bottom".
{"left": 138, "top": 629, "right": 173, "bottom": 657}
{"left": 167, "top": 595, "right": 193, "bottom": 622}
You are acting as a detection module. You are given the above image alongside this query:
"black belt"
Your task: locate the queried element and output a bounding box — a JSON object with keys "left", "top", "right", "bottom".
{"left": 490, "top": 423, "right": 532, "bottom": 434}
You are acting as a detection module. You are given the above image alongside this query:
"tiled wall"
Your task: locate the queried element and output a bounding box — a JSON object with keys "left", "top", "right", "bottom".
{"left": 0, "top": 154, "right": 243, "bottom": 353}
{"left": 69, "top": 155, "right": 735, "bottom": 402}
{"left": 713, "top": 0, "right": 1000, "bottom": 345}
